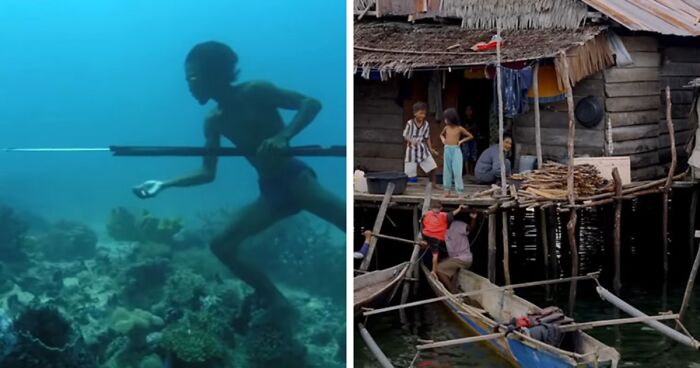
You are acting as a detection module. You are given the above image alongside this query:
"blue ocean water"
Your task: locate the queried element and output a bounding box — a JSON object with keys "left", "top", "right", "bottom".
{"left": 0, "top": 0, "right": 346, "bottom": 223}
{"left": 0, "top": 1, "right": 346, "bottom": 367}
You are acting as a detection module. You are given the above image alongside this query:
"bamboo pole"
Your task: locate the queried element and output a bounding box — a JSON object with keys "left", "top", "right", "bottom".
{"left": 358, "top": 324, "right": 395, "bottom": 368}
{"left": 363, "top": 272, "right": 599, "bottom": 316}
{"left": 613, "top": 168, "right": 623, "bottom": 294}
{"left": 534, "top": 62, "right": 543, "bottom": 169}
{"left": 558, "top": 314, "right": 680, "bottom": 332}
{"left": 360, "top": 183, "right": 395, "bottom": 271}
{"left": 496, "top": 19, "right": 506, "bottom": 195}
{"left": 678, "top": 234, "right": 700, "bottom": 326}
{"left": 559, "top": 50, "right": 579, "bottom": 316}
{"left": 416, "top": 314, "right": 680, "bottom": 351}
{"left": 502, "top": 211, "right": 511, "bottom": 285}
{"left": 488, "top": 213, "right": 497, "bottom": 283}
{"left": 689, "top": 187, "right": 699, "bottom": 265}
{"left": 597, "top": 286, "right": 700, "bottom": 348}
{"left": 417, "top": 332, "right": 506, "bottom": 350}
{"left": 372, "top": 233, "right": 423, "bottom": 245}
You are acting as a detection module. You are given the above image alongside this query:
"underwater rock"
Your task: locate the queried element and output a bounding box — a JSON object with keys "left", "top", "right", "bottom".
{"left": 42, "top": 221, "right": 98, "bottom": 261}
{"left": 2, "top": 305, "right": 96, "bottom": 368}
{"left": 107, "top": 207, "right": 184, "bottom": 245}
{"left": 0, "top": 204, "right": 29, "bottom": 263}
{"left": 0, "top": 309, "right": 16, "bottom": 360}
{"left": 244, "top": 322, "right": 306, "bottom": 368}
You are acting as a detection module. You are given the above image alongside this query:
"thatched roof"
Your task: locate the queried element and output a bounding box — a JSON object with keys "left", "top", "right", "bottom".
{"left": 354, "top": 22, "right": 608, "bottom": 79}
{"left": 354, "top": 0, "right": 589, "bottom": 30}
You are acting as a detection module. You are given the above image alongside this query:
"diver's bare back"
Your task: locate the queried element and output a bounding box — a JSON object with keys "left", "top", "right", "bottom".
{"left": 210, "top": 81, "right": 293, "bottom": 175}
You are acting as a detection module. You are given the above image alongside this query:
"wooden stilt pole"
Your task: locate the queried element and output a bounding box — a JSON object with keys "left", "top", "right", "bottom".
{"left": 539, "top": 208, "right": 551, "bottom": 299}
{"left": 488, "top": 212, "right": 497, "bottom": 283}
{"left": 400, "top": 183, "right": 432, "bottom": 306}
{"left": 663, "top": 86, "right": 677, "bottom": 280}
{"left": 533, "top": 62, "right": 543, "bottom": 169}
{"left": 502, "top": 211, "right": 511, "bottom": 285}
{"left": 560, "top": 50, "right": 578, "bottom": 317}
{"left": 496, "top": 19, "right": 506, "bottom": 195}
{"left": 360, "top": 183, "right": 395, "bottom": 271}
{"left": 689, "top": 187, "right": 699, "bottom": 266}
{"left": 613, "top": 168, "right": 623, "bottom": 294}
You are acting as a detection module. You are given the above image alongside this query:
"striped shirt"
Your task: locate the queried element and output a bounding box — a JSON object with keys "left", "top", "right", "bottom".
{"left": 403, "top": 119, "right": 432, "bottom": 163}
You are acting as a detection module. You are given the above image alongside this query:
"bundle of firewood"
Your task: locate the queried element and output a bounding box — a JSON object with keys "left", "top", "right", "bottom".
{"left": 512, "top": 163, "right": 609, "bottom": 199}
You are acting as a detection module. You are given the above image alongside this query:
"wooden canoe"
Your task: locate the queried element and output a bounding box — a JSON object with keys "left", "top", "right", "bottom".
{"left": 421, "top": 265, "right": 620, "bottom": 367}
{"left": 354, "top": 262, "right": 410, "bottom": 316}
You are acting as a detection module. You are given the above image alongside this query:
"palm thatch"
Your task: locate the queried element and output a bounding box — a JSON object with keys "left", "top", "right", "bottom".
{"left": 354, "top": 21, "right": 607, "bottom": 79}
{"left": 443, "top": 0, "right": 589, "bottom": 30}
{"left": 354, "top": 0, "right": 588, "bottom": 30}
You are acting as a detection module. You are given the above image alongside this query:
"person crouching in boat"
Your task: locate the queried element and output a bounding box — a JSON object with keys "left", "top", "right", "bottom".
{"left": 438, "top": 212, "right": 478, "bottom": 293}
{"left": 421, "top": 200, "right": 466, "bottom": 281}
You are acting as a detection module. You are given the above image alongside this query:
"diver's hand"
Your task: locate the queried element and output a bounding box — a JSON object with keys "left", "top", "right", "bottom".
{"left": 132, "top": 180, "right": 164, "bottom": 199}
{"left": 257, "top": 134, "right": 290, "bottom": 156}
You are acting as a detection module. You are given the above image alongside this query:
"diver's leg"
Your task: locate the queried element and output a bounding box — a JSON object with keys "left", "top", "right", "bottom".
{"left": 210, "top": 197, "right": 292, "bottom": 304}
{"left": 291, "top": 171, "right": 346, "bottom": 232}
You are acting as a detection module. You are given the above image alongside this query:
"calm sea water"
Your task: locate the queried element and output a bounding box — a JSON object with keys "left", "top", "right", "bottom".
{"left": 355, "top": 192, "right": 700, "bottom": 367}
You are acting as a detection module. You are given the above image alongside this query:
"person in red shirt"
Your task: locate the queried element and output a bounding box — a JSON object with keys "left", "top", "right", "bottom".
{"left": 421, "top": 200, "right": 466, "bottom": 280}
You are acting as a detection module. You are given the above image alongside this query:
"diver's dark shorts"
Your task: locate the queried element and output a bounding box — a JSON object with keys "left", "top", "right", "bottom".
{"left": 258, "top": 159, "right": 316, "bottom": 212}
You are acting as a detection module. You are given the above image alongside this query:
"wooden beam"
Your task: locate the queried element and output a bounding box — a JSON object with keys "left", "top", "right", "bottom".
{"left": 604, "top": 68, "right": 659, "bottom": 83}
{"left": 401, "top": 182, "right": 432, "bottom": 305}
{"left": 606, "top": 96, "right": 659, "bottom": 112}
{"left": 662, "top": 86, "right": 676, "bottom": 281}
{"left": 605, "top": 81, "right": 660, "bottom": 98}
{"left": 360, "top": 183, "right": 395, "bottom": 271}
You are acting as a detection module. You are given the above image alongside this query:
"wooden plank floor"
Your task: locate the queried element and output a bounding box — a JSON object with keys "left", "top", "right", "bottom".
{"left": 355, "top": 177, "right": 495, "bottom": 207}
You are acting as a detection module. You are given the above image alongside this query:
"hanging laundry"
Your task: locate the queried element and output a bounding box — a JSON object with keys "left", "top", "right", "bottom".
{"left": 492, "top": 65, "right": 533, "bottom": 118}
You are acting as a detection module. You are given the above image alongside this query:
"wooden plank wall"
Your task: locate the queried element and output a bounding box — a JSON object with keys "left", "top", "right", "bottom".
{"left": 658, "top": 38, "right": 700, "bottom": 176}
{"left": 354, "top": 77, "right": 405, "bottom": 171}
{"left": 605, "top": 36, "right": 662, "bottom": 180}
{"left": 513, "top": 73, "right": 606, "bottom": 167}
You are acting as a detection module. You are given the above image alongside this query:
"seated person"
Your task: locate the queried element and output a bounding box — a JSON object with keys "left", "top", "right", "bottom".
{"left": 475, "top": 133, "right": 513, "bottom": 184}
{"left": 436, "top": 212, "right": 478, "bottom": 293}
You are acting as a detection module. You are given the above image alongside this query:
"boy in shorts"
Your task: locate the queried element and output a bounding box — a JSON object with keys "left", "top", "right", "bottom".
{"left": 403, "top": 101, "right": 438, "bottom": 186}
{"left": 421, "top": 200, "right": 466, "bottom": 279}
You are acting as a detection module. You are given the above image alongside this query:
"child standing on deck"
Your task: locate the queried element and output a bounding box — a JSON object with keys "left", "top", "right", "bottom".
{"left": 404, "top": 102, "right": 439, "bottom": 185}
{"left": 440, "top": 108, "right": 473, "bottom": 197}
{"left": 422, "top": 200, "right": 466, "bottom": 278}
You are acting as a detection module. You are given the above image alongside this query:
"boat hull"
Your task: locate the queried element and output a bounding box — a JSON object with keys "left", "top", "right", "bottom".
{"left": 354, "top": 262, "right": 410, "bottom": 316}
{"left": 422, "top": 265, "right": 619, "bottom": 368}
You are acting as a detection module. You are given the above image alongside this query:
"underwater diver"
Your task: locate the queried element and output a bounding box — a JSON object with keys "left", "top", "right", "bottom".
{"left": 132, "top": 41, "right": 345, "bottom": 312}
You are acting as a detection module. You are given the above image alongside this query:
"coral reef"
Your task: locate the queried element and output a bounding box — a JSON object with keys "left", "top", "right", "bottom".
{"left": 165, "top": 269, "right": 208, "bottom": 309}
{"left": 42, "top": 220, "right": 98, "bottom": 261}
{"left": 0, "top": 204, "right": 29, "bottom": 263}
{"left": 107, "top": 207, "right": 183, "bottom": 245}
{"left": 1, "top": 305, "right": 96, "bottom": 368}
{"left": 160, "top": 320, "right": 226, "bottom": 367}
{"left": 109, "top": 307, "right": 164, "bottom": 349}
{"left": 121, "top": 258, "right": 170, "bottom": 307}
